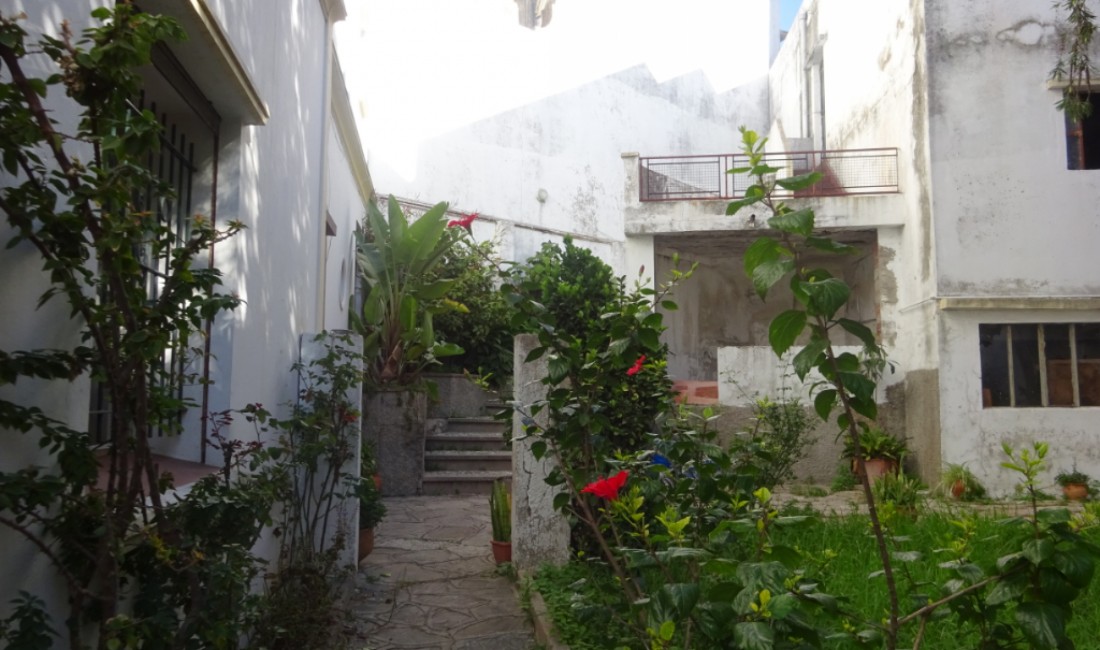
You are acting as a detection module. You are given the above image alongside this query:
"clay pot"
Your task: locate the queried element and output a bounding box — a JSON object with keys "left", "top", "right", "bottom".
{"left": 490, "top": 539, "right": 512, "bottom": 565}
{"left": 358, "top": 528, "right": 375, "bottom": 562}
{"left": 853, "top": 457, "right": 897, "bottom": 482}
{"left": 1063, "top": 483, "right": 1089, "bottom": 502}
{"left": 372, "top": 473, "right": 382, "bottom": 491}
{"left": 951, "top": 479, "right": 966, "bottom": 500}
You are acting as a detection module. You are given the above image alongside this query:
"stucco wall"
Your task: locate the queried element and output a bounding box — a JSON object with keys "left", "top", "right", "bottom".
{"left": 922, "top": 1, "right": 1100, "bottom": 490}
{"left": 938, "top": 310, "right": 1100, "bottom": 495}
{"left": 0, "top": 0, "right": 368, "bottom": 630}
{"left": 924, "top": 1, "right": 1100, "bottom": 297}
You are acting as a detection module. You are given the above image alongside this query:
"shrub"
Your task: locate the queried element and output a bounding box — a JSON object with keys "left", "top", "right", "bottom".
{"left": 428, "top": 237, "right": 515, "bottom": 388}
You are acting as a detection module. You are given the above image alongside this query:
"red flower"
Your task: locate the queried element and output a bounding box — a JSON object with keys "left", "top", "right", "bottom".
{"left": 581, "top": 470, "right": 629, "bottom": 501}
{"left": 447, "top": 212, "right": 478, "bottom": 228}
{"left": 626, "top": 355, "right": 646, "bottom": 376}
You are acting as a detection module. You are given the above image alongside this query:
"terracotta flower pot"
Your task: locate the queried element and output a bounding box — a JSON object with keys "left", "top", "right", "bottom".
{"left": 358, "top": 528, "right": 375, "bottom": 562}
{"left": 1063, "top": 483, "right": 1089, "bottom": 502}
{"left": 853, "top": 457, "right": 897, "bottom": 482}
{"left": 372, "top": 473, "right": 382, "bottom": 491}
{"left": 490, "top": 539, "right": 512, "bottom": 565}
{"left": 951, "top": 479, "right": 966, "bottom": 500}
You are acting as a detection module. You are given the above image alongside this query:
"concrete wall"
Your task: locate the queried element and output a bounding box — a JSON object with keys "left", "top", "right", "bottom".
{"left": 764, "top": 0, "right": 944, "bottom": 481}
{"left": 0, "top": 0, "right": 369, "bottom": 630}
{"left": 922, "top": 1, "right": 1100, "bottom": 491}
{"left": 655, "top": 241, "right": 879, "bottom": 380}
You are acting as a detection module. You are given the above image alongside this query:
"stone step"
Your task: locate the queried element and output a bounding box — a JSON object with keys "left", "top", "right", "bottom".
{"left": 424, "top": 450, "right": 512, "bottom": 472}
{"left": 421, "top": 470, "right": 511, "bottom": 496}
{"left": 444, "top": 416, "right": 509, "bottom": 434}
{"left": 425, "top": 431, "right": 508, "bottom": 452}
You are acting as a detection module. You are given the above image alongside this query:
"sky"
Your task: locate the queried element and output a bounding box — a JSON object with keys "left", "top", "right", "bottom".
{"left": 781, "top": 0, "right": 802, "bottom": 31}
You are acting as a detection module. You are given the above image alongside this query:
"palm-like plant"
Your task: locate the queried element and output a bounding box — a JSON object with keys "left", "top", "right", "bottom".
{"left": 352, "top": 197, "right": 464, "bottom": 385}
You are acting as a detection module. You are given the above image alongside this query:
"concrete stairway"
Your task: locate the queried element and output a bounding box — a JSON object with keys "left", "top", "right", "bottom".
{"left": 422, "top": 415, "right": 511, "bottom": 495}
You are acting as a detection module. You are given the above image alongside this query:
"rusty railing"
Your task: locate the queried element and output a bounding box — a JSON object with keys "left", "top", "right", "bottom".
{"left": 639, "top": 148, "right": 899, "bottom": 202}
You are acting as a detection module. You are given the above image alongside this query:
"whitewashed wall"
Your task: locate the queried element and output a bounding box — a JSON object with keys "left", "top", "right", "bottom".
{"left": 0, "top": 0, "right": 369, "bottom": 631}
{"left": 925, "top": 0, "right": 1100, "bottom": 492}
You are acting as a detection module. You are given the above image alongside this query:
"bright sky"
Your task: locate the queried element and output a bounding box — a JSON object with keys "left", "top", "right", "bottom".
{"left": 336, "top": 1, "right": 800, "bottom": 182}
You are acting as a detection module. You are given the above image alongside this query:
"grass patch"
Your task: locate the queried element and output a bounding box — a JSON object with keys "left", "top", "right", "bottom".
{"left": 773, "top": 510, "right": 1100, "bottom": 648}
{"left": 535, "top": 511, "right": 1100, "bottom": 649}
{"left": 532, "top": 561, "right": 635, "bottom": 650}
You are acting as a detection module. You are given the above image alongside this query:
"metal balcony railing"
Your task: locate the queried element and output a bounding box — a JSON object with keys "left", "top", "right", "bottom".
{"left": 638, "top": 148, "right": 899, "bottom": 202}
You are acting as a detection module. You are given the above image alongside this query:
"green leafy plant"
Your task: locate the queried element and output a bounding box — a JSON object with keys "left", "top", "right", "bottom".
{"left": 730, "top": 127, "right": 1100, "bottom": 649}
{"left": 245, "top": 332, "right": 366, "bottom": 650}
{"left": 842, "top": 426, "right": 907, "bottom": 462}
{"left": 871, "top": 472, "right": 923, "bottom": 511}
{"left": 732, "top": 396, "right": 815, "bottom": 489}
{"left": 490, "top": 479, "right": 512, "bottom": 543}
{"left": 429, "top": 236, "right": 515, "bottom": 388}
{"left": 0, "top": 8, "right": 276, "bottom": 648}
{"left": 358, "top": 479, "right": 386, "bottom": 531}
{"left": 939, "top": 462, "right": 987, "bottom": 501}
{"left": 1055, "top": 468, "right": 1091, "bottom": 486}
{"left": 352, "top": 197, "right": 465, "bottom": 386}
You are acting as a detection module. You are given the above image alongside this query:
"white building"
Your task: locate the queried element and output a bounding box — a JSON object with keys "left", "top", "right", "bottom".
{"left": 338, "top": 0, "right": 783, "bottom": 270}
{"left": 0, "top": 0, "right": 372, "bottom": 630}
{"left": 625, "top": 0, "right": 1100, "bottom": 492}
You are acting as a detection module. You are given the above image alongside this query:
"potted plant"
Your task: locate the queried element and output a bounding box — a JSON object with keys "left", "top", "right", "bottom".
{"left": 844, "top": 427, "right": 906, "bottom": 481}
{"left": 1055, "top": 468, "right": 1091, "bottom": 501}
{"left": 940, "top": 462, "right": 986, "bottom": 501}
{"left": 357, "top": 477, "right": 387, "bottom": 561}
{"left": 489, "top": 479, "right": 511, "bottom": 564}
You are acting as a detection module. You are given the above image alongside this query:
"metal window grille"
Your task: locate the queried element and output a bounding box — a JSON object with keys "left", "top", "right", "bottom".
{"left": 88, "top": 48, "right": 220, "bottom": 443}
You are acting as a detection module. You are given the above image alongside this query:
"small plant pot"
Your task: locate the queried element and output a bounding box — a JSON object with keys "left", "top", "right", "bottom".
{"left": 358, "top": 528, "right": 375, "bottom": 562}
{"left": 372, "top": 473, "right": 382, "bottom": 491}
{"left": 951, "top": 479, "right": 966, "bottom": 500}
{"left": 490, "top": 539, "right": 512, "bottom": 565}
{"left": 854, "top": 458, "right": 897, "bottom": 482}
{"left": 1063, "top": 483, "right": 1089, "bottom": 501}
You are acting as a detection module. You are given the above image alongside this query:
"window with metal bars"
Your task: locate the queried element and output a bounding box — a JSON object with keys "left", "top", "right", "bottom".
{"left": 88, "top": 44, "right": 220, "bottom": 442}
{"left": 979, "top": 323, "right": 1100, "bottom": 408}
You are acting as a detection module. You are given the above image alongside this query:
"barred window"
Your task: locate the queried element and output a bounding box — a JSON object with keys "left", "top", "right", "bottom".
{"left": 980, "top": 323, "right": 1100, "bottom": 408}
{"left": 88, "top": 44, "right": 220, "bottom": 441}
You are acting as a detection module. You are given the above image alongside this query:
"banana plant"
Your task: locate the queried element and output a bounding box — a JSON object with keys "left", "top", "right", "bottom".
{"left": 351, "top": 197, "right": 463, "bottom": 385}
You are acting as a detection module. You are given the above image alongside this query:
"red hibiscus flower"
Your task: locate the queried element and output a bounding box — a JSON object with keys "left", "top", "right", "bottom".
{"left": 626, "top": 355, "right": 646, "bottom": 376}
{"left": 581, "top": 470, "right": 629, "bottom": 501}
{"left": 447, "top": 212, "right": 478, "bottom": 228}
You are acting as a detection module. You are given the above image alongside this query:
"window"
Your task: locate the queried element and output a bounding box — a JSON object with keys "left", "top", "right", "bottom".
{"left": 1065, "top": 93, "right": 1100, "bottom": 169}
{"left": 980, "top": 323, "right": 1100, "bottom": 407}
{"left": 88, "top": 45, "right": 220, "bottom": 442}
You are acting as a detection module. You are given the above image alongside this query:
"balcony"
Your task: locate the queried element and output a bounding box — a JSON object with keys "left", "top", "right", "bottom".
{"left": 638, "top": 148, "right": 899, "bottom": 202}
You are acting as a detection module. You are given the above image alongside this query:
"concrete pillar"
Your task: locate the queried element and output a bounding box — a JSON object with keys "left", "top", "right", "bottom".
{"left": 364, "top": 389, "right": 426, "bottom": 497}
{"left": 625, "top": 234, "right": 655, "bottom": 292}
{"left": 511, "top": 334, "right": 570, "bottom": 572}
{"left": 621, "top": 152, "right": 640, "bottom": 207}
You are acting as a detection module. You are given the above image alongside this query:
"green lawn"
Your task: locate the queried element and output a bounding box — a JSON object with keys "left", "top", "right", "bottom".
{"left": 534, "top": 508, "right": 1100, "bottom": 649}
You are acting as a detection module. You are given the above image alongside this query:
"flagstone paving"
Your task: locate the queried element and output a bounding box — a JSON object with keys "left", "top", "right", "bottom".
{"left": 349, "top": 495, "right": 536, "bottom": 650}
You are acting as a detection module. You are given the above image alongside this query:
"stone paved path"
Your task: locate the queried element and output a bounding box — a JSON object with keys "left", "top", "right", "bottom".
{"left": 348, "top": 496, "right": 537, "bottom": 650}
